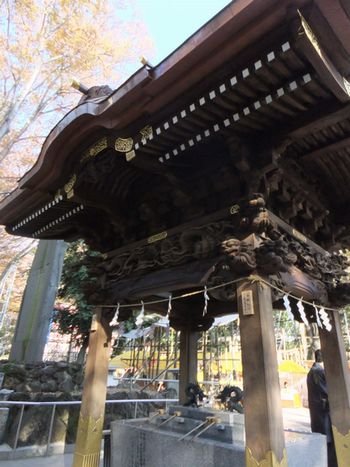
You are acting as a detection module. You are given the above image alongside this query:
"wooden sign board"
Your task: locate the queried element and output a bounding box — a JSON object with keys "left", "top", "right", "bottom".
{"left": 241, "top": 290, "right": 254, "bottom": 315}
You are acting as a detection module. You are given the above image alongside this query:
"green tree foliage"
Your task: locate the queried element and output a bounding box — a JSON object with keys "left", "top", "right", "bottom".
{"left": 0, "top": 0, "right": 153, "bottom": 317}
{"left": 53, "top": 240, "right": 102, "bottom": 361}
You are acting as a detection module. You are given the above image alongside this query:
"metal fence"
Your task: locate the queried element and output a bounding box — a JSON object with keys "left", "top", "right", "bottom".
{"left": 0, "top": 397, "right": 179, "bottom": 461}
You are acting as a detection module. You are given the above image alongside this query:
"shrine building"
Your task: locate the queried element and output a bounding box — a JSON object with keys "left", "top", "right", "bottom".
{"left": 0, "top": 1, "right": 350, "bottom": 466}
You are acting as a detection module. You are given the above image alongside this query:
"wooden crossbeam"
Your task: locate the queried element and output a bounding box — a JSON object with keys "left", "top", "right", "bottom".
{"left": 103, "top": 202, "right": 328, "bottom": 260}
{"left": 286, "top": 101, "right": 350, "bottom": 139}
{"left": 300, "top": 135, "right": 350, "bottom": 164}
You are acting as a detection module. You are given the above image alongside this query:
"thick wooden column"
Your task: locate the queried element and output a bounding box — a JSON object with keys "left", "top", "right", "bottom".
{"left": 237, "top": 280, "right": 287, "bottom": 467}
{"left": 179, "top": 328, "right": 198, "bottom": 404}
{"left": 319, "top": 310, "right": 350, "bottom": 467}
{"left": 73, "top": 309, "right": 111, "bottom": 467}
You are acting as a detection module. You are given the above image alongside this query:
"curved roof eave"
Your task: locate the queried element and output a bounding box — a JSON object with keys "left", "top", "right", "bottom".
{"left": 2, "top": 0, "right": 347, "bottom": 225}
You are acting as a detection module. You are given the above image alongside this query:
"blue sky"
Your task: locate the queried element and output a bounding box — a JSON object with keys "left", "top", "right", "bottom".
{"left": 136, "top": 0, "right": 232, "bottom": 65}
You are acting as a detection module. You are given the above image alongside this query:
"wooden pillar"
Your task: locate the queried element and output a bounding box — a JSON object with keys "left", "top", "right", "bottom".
{"left": 237, "top": 280, "right": 287, "bottom": 467}
{"left": 73, "top": 309, "right": 111, "bottom": 467}
{"left": 179, "top": 328, "right": 198, "bottom": 404}
{"left": 319, "top": 310, "right": 350, "bottom": 467}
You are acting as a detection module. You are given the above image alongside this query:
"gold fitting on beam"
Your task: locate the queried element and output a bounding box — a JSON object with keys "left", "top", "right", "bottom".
{"left": 205, "top": 416, "right": 219, "bottom": 424}
{"left": 115, "top": 137, "right": 133, "bottom": 153}
{"left": 125, "top": 150, "right": 136, "bottom": 162}
{"left": 148, "top": 408, "right": 165, "bottom": 421}
{"left": 140, "top": 56, "right": 153, "bottom": 69}
{"left": 71, "top": 78, "right": 80, "bottom": 90}
{"left": 70, "top": 78, "right": 89, "bottom": 95}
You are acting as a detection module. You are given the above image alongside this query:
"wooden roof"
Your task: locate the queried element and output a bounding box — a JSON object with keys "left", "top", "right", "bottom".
{"left": 1, "top": 0, "right": 350, "bottom": 252}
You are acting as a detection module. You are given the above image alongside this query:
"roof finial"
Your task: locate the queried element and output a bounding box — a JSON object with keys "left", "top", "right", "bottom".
{"left": 71, "top": 78, "right": 89, "bottom": 95}
{"left": 140, "top": 56, "right": 153, "bottom": 70}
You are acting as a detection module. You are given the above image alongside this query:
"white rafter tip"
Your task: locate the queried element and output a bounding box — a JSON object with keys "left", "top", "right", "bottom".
{"left": 224, "top": 118, "right": 231, "bottom": 127}
{"left": 254, "top": 60, "right": 262, "bottom": 70}
{"left": 267, "top": 51, "right": 275, "bottom": 61}
{"left": 242, "top": 68, "right": 250, "bottom": 78}
{"left": 254, "top": 101, "right": 261, "bottom": 110}
{"left": 219, "top": 84, "right": 226, "bottom": 93}
{"left": 230, "top": 76, "right": 237, "bottom": 86}
{"left": 289, "top": 81, "right": 298, "bottom": 91}
{"left": 282, "top": 41, "right": 291, "bottom": 52}
{"left": 233, "top": 113, "right": 240, "bottom": 122}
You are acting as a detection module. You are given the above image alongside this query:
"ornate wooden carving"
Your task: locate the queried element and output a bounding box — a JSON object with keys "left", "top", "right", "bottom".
{"left": 86, "top": 194, "right": 349, "bottom": 315}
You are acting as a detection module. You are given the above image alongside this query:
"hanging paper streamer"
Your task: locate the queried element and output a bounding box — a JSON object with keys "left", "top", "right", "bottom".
{"left": 112, "top": 321, "right": 125, "bottom": 341}
{"left": 110, "top": 303, "right": 120, "bottom": 327}
{"left": 319, "top": 307, "right": 332, "bottom": 332}
{"left": 203, "top": 286, "right": 210, "bottom": 316}
{"left": 283, "top": 294, "right": 294, "bottom": 321}
{"left": 112, "top": 329, "right": 119, "bottom": 341}
{"left": 297, "top": 299, "right": 309, "bottom": 326}
{"left": 164, "top": 294, "right": 172, "bottom": 336}
{"left": 166, "top": 293, "right": 172, "bottom": 322}
{"left": 136, "top": 301, "right": 145, "bottom": 328}
{"left": 313, "top": 303, "right": 323, "bottom": 329}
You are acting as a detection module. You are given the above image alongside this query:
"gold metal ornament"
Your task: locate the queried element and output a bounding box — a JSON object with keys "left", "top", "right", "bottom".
{"left": 147, "top": 231, "right": 168, "bottom": 244}
{"left": 245, "top": 447, "right": 288, "bottom": 467}
{"left": 115, "top": 137, "right": 133, "bottom": 153}
{"left": 64, "top": 174, "right": 77, "bottom": 199}
{"left": 73, "top": 413, "right": 104, "bottom": 467}
{"left": 332, "top": 425, "right": 350, "bottom": 467}
{"left": 298, "top": 10, "right": 322, "bottom": 56}
{"left": 140, "top": 125, "right": 153, "bottom": 141}
{"left": 54, "top": 189, "right": 62, "bottom": 200}
{"left": 125, "top": 150, "right": 136, "bottom": 161}
{"left": 81, "top": 137, "right": 108, "bottom": 163}
{"left": 230, "top": 204, "right": 240, "bottom": 215}
{"left": 71, "top": 78, "right": 81, "bottom": 90}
